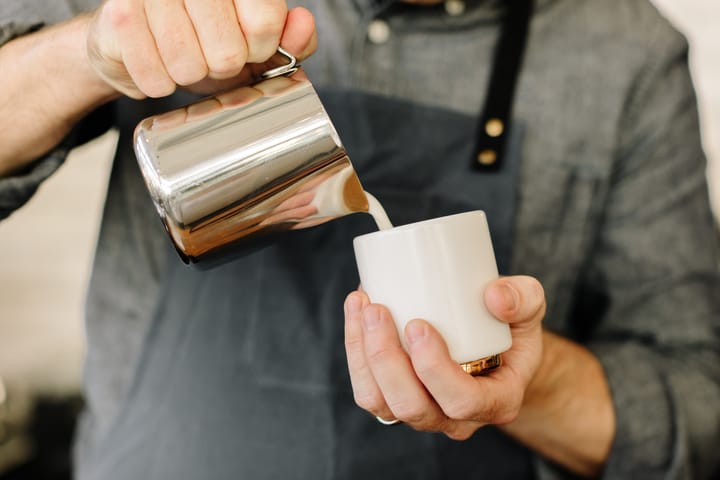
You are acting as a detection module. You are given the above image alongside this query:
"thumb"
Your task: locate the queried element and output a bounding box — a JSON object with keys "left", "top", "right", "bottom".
{"left": 484, "top": 275, "right": 546, "bottom": 326}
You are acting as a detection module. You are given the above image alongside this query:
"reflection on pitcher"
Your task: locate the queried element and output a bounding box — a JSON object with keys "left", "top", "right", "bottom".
{"left": 134, "top": 71, "right": 368, "bottom": 265}
{"left": 259, "top": 161, "right": 369, "bottom": 231}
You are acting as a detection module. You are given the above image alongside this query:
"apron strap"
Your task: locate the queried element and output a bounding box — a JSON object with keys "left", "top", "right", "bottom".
{"left": 473, "top": 0, "right": 534, "bottom": 172}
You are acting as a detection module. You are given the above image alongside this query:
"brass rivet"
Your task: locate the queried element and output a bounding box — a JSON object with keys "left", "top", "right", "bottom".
{"left": 485, "top": 118, "right": 504, "bottom": 138}
{"left": 477, "top": 149, "right": 497, "bottom": 165}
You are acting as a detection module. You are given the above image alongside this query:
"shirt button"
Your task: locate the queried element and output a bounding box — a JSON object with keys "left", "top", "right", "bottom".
{"left": 445, "top": 0, "right": 466, "bottom": 16}
{"left": 367, "top": 19, "right": 391, "bottom": 44}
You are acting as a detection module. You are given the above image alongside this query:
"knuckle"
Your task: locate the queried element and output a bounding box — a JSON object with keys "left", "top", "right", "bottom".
{"left": 130, "top": 68, "right": 176, "bottom": 98}
{"left": 412, "top": 357, "right": 443, "bottom": 379}
{"left": 168, "top": 61, "right": 208, "bottom": 86}
{"left": 344, "top": 335, "right": 364, "bottom": 355}
{"left": 156, "top": 40, "right": 208, "bottom": 85}
{"left": 388, "top": 401, "right": 426, "bottom": 425}
{"left": 246, "top": 42, "right": 279, "bottom": 64}
{"left": 480, "top": 396, "right": 505, "bottom": 423}
{"left": 241, "top": 8, "right": 286, "bottom": 60}
{"left": 443, "top": 398, "right": 478, "bottom": 421}
{"left": 207, "top": 51, "right": 245, "bottom": 77}
{"left": 365, "top": 343, "right": 399, "bottom": 365}
{"left": 492, "top": 395, "right": 523, "bottom": 425}
{"left": 475, "top": 394, "right": 520, "bottom": 425}
{"left": 104, "top": 1, "right": 133, "bottom": 29}
{"left": 353, "top": 391, "right": 383, "bottom": 413}
{"left": 444, "top": 424, "right": 476, "bottom": 441}
{"left": 243, "top": 15, "right": 284, "bottom": 40}
{"left": 144, "top": 81, "right": 176, "bottom": 98}
{"left": 494, "top": 408, "right": 520, "bottom": 426}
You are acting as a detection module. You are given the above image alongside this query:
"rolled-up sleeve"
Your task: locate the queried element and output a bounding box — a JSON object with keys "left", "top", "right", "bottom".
{"left": 0, "top": 144, "right": 71, "bottom": 220}
{"left": 584, "top": 22, "right": 720, "bottom": 480}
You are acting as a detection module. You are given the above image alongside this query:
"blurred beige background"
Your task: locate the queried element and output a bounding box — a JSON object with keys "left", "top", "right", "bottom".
{"left": 0, "top": 0, "right": 718, "bottom": 398}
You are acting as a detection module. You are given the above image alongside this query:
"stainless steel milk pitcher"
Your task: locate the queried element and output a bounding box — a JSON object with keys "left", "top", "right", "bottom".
{"left": 133, "top": 49, "right": 369, "bottom": 265}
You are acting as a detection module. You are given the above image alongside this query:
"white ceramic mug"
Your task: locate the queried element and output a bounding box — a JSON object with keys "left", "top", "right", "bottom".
{"left": 353, "top": 210, "right": 511, "bottom": 375}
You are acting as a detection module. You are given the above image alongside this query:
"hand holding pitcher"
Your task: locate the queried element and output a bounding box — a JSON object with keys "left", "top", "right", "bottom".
{"left": 86, "top": 0, "right": 317, "bottom": 99}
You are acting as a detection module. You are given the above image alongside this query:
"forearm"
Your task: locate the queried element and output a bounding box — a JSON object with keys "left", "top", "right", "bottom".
{"left": 500, "top": 330, "right": 616, "bottom": 478}
{"left": 0, "top": 13, "right": 118, "bottom": 176}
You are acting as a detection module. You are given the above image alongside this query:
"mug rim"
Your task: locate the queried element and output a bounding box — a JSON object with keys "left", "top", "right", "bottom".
{"left": 353, "top": 209, "right": 487, "bottom": 242}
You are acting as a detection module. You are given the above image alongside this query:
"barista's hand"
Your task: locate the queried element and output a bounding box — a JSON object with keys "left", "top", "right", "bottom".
{"left": 344, "top": 275, "right": 545, "bottom": 439}
{"left": 87, "top": 0, "right": 317, "bottom": 99}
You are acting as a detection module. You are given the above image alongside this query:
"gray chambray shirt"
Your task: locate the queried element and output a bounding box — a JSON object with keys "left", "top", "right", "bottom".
{"left": 2, "top": 1, "right": 719, "bottom": 479}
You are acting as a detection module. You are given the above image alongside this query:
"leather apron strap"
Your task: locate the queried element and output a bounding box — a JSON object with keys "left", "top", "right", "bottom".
{"left": 474, "top": 0, "right": 534, "bottom": 171}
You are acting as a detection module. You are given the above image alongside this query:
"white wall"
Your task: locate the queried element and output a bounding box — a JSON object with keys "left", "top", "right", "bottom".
{"left": 652, "top": 0, "right": 720, "bottom": 218}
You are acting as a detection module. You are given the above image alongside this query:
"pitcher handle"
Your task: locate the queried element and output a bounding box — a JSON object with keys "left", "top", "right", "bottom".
{"left": 261, "top": 47, "right": 300, "bottom": 80}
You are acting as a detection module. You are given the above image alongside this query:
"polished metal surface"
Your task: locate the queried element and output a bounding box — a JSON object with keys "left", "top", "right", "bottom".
{"left": 134, "top": 73, "right": 369, "bottom": 265}
{"left": 460, "top": 354, "right": 502, "bottom": 376}
{"left": 260, "top": 47, "right": 299, "bottom": 79}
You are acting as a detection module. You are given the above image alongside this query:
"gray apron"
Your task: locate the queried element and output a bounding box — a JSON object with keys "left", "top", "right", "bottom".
{"left": 80, "top": 91, "right": 533, "bottom": 480}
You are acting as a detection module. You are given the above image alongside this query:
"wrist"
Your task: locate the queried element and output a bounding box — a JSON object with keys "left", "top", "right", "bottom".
{"left": 45, "top": 13, "right": 121, "bottom": 112}
{"left": 521, "top": 330, "right": 569, "bottom": 410}
{"left": 500, "top": 330, "right": 615, "bottom": 477}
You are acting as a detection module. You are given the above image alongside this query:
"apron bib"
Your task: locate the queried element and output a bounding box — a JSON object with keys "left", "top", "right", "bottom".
{"left": 90, "top": 91, "right": 533, "bottom": 480}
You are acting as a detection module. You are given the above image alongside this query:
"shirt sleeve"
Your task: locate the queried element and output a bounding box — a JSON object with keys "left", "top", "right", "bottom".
{"left": 0, "top": 20, "right": 113, "bottom": 221}
{"left": 580, "top": 20, "right": 720, "bottom": 480}
{"left": 0, "top": 143, "right": 72, "bottom": 221}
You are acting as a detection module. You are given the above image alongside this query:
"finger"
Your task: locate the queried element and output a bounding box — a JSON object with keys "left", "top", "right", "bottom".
{"left": 344, "top": 292, "right": 393, "bottom": 421}
{"left": 184, "top": 0, "right": 247, "bottom": 79}
{"left": 234, "top": 0, "right": 287, "bottom": 63}
{"left": 151, "top": 108, "right": 188, "bottom": 131}
{"left": 240, "top": 7, "right": 316, "bottom": 85}
{"left": 185, "top": 97, "right": 222, "bottom": 122}
{"left": 215, "top": 85, "right": 262, "bottom": 108}
{"left": 484, "top": 275, "right": 546, "bottom": 326}
{"left": 145, "top": 0, "right": 208, "bottom": 86}
{"left": 279, "top": 7, "right": 317, "bottom": 61}
{"left": 406, "top": 319, "right": 522, "bottom": 425}
{"left": 99, "top": 0, "right": 175, "bottom": 97}
{"left": 361, "top": 305, "right": 450, "bottom": 431}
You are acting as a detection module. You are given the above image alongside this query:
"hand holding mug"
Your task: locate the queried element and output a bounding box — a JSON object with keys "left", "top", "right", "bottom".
{"left": 343, "top": 275, "right": 545, "bottom": 440}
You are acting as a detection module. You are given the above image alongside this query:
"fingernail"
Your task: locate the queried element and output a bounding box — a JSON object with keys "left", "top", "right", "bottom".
{"left": 405, "top": 321, "right": 426, "bottom": 346}
{"left": 498, "top": 284, "right": 518, "bottom": 311}
{"left": 347, "top": 294, "right": 362, "bottom": 315}
{"left": 362, "top": 307, "right": 380, "bottom": 331}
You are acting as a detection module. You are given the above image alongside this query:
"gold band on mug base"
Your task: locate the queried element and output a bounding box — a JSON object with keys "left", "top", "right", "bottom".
{"left": 460, "top": 354, "right": 502, "bottom": 376}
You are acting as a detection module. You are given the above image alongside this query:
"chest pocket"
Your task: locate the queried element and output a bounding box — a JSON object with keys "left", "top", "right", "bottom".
{"left": 512, "top": 138, "right": 612, "bottom": 333}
